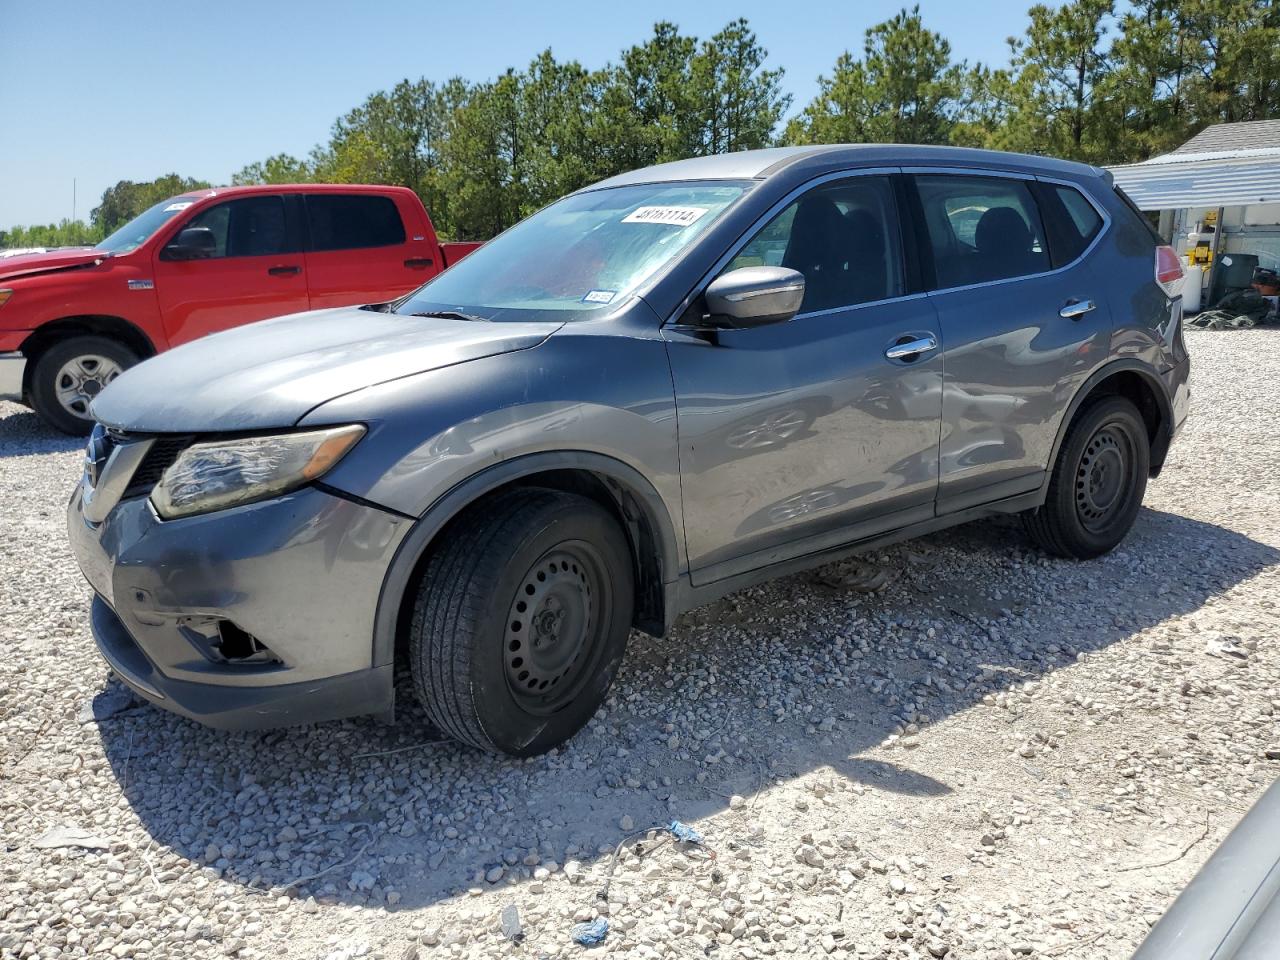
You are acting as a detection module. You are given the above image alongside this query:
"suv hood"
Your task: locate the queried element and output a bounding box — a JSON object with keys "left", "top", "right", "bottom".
{"left": 92, "top": 307, "right": 562, "bottom": 432}
{"left": 0, "top": 248, "right": 106, "bottom": 282}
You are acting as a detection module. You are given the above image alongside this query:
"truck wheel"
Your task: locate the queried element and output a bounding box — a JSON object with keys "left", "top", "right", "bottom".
{"left": 29, "top": 336, "right": 139, "bottom": 436}
{"left": 1023, "top": 395, "right": 1150, "bottom": 559}
{"left": 409, "top": 488, "right": 635, "bottom": 756}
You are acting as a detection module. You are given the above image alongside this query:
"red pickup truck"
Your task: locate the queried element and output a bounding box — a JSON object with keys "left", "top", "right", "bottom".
{"left": 0, "top": 184, "right": 480, "bottom": 433}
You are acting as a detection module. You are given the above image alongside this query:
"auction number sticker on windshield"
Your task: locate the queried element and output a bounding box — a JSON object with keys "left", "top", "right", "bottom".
{"left": 622, "top": 206, "right": 709, "bottom": 227}
{"left": 582, "top": 289, "right": 616, "bottom": 304}
{"left": 164, "top": 201, "right": 195, "bottom": 212}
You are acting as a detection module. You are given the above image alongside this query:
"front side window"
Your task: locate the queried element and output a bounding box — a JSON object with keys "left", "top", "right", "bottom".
{"left": 397, "top": 181, "right": 750, "bottom": 322}
{"left": 725, "top": 176, "right": 902, "bottom": 314}
{"left": 307, "top": 194, "right": 405, "bottom": 251}
{"left": 916, "top": 175, "right": 1050, "bottom": 289}
{"left": 174, "top": 196, "right": 293, "bottom": 260}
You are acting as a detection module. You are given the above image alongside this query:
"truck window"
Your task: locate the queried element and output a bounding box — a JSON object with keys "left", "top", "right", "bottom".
{"left": 306, "top": 195, "right": 406, "bottom": 251}
{"left": 179, "top": 196, "right": 293, "bottom": 258}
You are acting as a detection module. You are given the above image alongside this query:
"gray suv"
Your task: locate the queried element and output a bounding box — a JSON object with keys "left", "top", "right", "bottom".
{"left": 67, "top": 145, "right": 1190, "bottom": 755}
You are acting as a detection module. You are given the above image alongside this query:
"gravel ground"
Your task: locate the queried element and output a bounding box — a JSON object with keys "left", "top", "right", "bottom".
{"left": 2, "top": 329, "right": 1278, "bottom": 960}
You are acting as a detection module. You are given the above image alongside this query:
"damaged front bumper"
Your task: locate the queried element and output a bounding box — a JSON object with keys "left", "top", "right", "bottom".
{"left": 67, "top": 479, "right": 410, "bottom": 730}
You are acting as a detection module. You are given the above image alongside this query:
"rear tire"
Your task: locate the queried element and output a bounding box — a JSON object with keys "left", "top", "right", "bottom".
{"left": 29, "top": 336, "right": 139, "bottom": 436}
{"left": 409, "top": 488, "right": 635, "bottom": 756}
{"left": 1023, "top": 395, "right": 1150, "bottom": 559}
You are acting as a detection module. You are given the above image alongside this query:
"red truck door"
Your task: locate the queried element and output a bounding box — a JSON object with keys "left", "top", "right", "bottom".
{"left": 153, "top": 194, "right": 310, "bottom": 346}
{"left": 301, "top": 192, "right": 438, "bottom": 307}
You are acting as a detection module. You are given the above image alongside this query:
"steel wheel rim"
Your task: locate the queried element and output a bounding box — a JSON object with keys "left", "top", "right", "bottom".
{"left": 1075, "top": 422, "right": 1133, "bottom": 532}
{"left": 504, "top": 541, "right": 608, "bottom": 715}
{"left": 54, "top": 354, "right": 124, "bottom": 419}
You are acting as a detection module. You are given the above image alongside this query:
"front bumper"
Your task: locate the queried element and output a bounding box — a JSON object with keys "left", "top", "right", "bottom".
{"left": 0, "top": 351, "right": 25, "bottom": 402}
{"left": 67, "top": 481, "right": 410, "bottom": 730}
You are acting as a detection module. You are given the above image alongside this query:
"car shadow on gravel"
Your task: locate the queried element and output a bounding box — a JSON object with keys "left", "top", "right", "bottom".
{"left": 95, "top": 505, "right": 1279, "bottom": 913}
{"left": 0, "top": 403, "right": 83, "bottom": 457}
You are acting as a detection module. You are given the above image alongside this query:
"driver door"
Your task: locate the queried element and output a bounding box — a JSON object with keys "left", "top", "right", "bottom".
{"left": 663, "top": 173, "right": 944, "bottom": 585}
{"left": 153, "top": 194, "right": 310, "bottom": 346}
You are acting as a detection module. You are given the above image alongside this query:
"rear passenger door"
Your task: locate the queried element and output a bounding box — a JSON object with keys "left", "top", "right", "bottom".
{"left": 301, "top": 193, "right": 429, "bottom": 308}
{"left": 908, "top": 171, "right": 1112, "bottom": 512}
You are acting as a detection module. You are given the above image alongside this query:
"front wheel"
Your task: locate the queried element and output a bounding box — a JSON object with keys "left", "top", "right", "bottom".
{"left": 29, "top": 336, "right": 139, "bottom": 435}
{"left": 1023, "top": 395, "right": 1150, "bottom": 559}
{"left": 409, "top": 488, "right": 635, "bottom": 756}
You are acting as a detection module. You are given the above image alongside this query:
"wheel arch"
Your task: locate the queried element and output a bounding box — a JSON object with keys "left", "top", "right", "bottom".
{"left": 372, "top": 451, "right": 682, "bottom": 671}
{"left": 20, "top": 315, "right": 157, "bottom": 395}
{"left": 1044, "top": 360, "right": 1174, "bottom": 491}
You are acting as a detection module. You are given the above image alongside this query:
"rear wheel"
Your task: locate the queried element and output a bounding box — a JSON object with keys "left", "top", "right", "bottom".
{"left": 409, "top": 488, "right": 635, "bottom": 756}
{"left": 1023, "top": 395, "right": 1150, "bottom": 559}
{"left": 29, "top": 336, "right": 139, "bottom": 435}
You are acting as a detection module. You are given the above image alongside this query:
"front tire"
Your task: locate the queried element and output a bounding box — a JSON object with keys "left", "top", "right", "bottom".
{"left": 29, "top": 336, "right": 139, "bottom": 435}
{"left": 410, "top": 488, "right": 635, "bottom": 756}
{"left": 1023, "top": 395, "right": 1150, "bottom": 559}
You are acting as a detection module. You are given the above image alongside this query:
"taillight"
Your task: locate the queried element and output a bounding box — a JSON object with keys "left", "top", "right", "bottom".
{"left": 1155, "top": 246, "right": 1183, "bottom": 298}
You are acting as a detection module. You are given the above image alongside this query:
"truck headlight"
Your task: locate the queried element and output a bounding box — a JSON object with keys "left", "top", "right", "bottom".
{"left": 151, "top": 425, "right": 365, "bottom": 519}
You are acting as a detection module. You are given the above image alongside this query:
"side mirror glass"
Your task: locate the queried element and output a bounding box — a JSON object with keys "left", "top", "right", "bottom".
{"left": 704, "top": 266, "right": 805, "bottom": 329}
{"left": 162, "top": 226, "right": 216, "bottom": 261}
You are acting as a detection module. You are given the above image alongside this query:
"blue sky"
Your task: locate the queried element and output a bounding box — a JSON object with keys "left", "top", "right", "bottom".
{"left": 1, "top": 0, "right": 1030, "bottom": 227}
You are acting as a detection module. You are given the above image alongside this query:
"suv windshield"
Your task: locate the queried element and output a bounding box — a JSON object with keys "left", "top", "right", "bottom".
{"left": 95, "top": 196, "right": 202, "bottom": 254}
{"left": 396, "top": 181, "right": 750, "bottom": 322}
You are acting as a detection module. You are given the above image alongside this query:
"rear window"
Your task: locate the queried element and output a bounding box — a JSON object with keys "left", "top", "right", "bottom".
{"left": 306, "top": 194, "right": 406, "bottom": 251}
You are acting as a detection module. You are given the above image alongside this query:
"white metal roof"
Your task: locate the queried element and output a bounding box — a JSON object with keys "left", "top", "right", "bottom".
{"left": 1107, "top": 120, "right": 1280, "bottom": 210}
{"left": 1109, "top": 157, "right": 1280, "bottom": 210}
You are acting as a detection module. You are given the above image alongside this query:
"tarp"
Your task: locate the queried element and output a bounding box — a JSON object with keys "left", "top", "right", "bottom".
{"left": 1109, "top": 157, "right": 1280, "bottom": 211}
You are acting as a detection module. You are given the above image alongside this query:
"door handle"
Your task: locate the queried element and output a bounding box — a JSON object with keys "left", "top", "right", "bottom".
{"left": 1059, "top": 299, "right": 1096, "bottom": 319}
{"left": 267, "top": 265, "right": 301, "bottom": 276}
{"left": 404, "top": 257, "right": 434, "bottom": 269}
{"left": 885, "top": 334, "right": 939, "bottom": 360}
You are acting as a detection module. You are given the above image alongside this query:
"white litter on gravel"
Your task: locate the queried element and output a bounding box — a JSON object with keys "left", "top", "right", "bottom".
{"left": 1, "top": 328, "right": 1277, "bottom": 959}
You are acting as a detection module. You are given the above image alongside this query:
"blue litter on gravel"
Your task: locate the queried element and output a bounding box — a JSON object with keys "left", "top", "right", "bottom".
{"left": 571, "top": 917, "right": 609, "bottom": 945}
{"left": 668, "top": 820, "right": 704, "bottom": 844}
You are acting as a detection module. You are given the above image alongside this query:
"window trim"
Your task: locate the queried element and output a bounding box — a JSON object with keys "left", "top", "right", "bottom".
{"left": 664, "top": 167, "right": 927, "bottom": 327}
{"left": 902, "top": 166, "right": 1112, "bottom": 295}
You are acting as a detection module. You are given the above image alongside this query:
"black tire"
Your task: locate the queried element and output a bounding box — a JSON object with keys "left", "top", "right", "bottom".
{"left": 29, "top": 335, "right": 139, "bottom": 436}
{"left": 1023, "top": 395, "right": 1150, "bottom": 559}
{"left": 410, "top": 488, "right": 635, "bottom": 756}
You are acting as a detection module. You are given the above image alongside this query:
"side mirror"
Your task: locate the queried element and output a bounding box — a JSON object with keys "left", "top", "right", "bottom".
{"left": 704, "top": 266, "right": 805, "bottom": 328}
{"left": 162, "top": 226, "right": 216, "bottom": 261}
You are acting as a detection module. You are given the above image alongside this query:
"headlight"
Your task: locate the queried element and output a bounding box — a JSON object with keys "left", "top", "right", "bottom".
{"left": 0, "top": 289, "right": 13, "bottom": 307}
{"left": 151, "top": 425, "right": 365, "bottom": 520}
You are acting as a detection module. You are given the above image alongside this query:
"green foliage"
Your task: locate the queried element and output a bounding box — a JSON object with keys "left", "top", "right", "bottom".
{"left": 90, "top": 174, "right": 212, "bottom": 234}
{"left": 788, "top": 1, "right": 1278, "bottom": 164}
{"left": 0, "top": 219, "right": 103, "bottom": 249}
{"left": 230, "top": 153, "right": 314, "bottom": 185}
{"left": 232, "top": 19, "right": 790, "bottom": 239}
{"left": 7, "top": 6, "right": 1278, "bottom": 246}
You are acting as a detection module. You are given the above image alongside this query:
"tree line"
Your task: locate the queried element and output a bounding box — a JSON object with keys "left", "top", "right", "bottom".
{"left": 4, "top": 1, "right": 1276, "bottom": 247}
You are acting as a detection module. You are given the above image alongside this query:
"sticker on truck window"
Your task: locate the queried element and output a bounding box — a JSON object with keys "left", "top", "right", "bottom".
{"left": 582, "top": 289, "right": 617, "bottom": 304}
{"left": 164, "top": 202, "right": 195, "bottom": 212}
{"left": 621, "top": 206, "right": 709, "bottom": 227}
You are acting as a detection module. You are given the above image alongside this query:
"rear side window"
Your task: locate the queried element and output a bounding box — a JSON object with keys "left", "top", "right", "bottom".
{"left": 1050, "top": 185, "right": 1104, "bottom": 262}
{"left": 914, "top": 175, "right": 1050, "bottom": 289}
{"left": 176, "top": 196, "right": 293, "bottom": 259}
{"left": 306, "top": 195, "right": 406, "bottom": 251}
{"left": 725, "top": 175, "right": 903, "bottom": 314}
